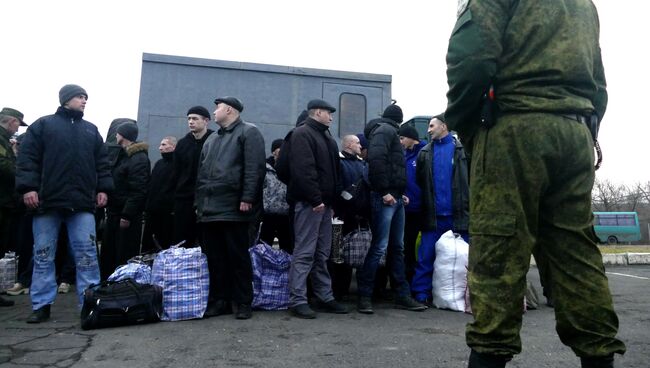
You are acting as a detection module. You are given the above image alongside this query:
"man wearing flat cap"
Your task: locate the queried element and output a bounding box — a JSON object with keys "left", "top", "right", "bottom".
{"left": 172, "top": 105, "right": 214, "bottom": 246}
{"left": 281, "top": 98, "right": 347, "bottom": 318}
{"left": 0, "top": 108, "right": 27, "bottom": 261}
{"left": 195, "top": 96, "right": 265, "bottom": 320}
{"left": 16, "top": 84, "right": 113, "bottom": 323}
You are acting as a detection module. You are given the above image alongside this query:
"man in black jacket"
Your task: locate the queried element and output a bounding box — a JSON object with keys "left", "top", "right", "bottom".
{"left": 173, "top": 106, "right": 214, "bottom": 246}
{"left": 195, "top": 97, "right": 265, "bottom": 320}
{"left": 16, "top": 84, "right": 113, "bottom": 323}
{"left": 284, "top": 99, "right": 347, "bottom": 319}
{"left": 100, "top": 122, "right": 150, "bottom": 280}
{"left": 357, "top": 103, "right": 425, "bottom": 314}
{"left": 142, "top": 136, "right": 176, "bottom": 251}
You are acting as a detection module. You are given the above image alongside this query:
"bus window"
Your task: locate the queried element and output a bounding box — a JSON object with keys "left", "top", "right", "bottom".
{"left": 339, "top": 93, "right": 366, "bottom": 137}
{"left": 593, "top": 212, "right": 641, "bottom": 244}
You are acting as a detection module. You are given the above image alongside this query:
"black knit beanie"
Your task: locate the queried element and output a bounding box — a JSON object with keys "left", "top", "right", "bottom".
{"left": 187, "top": 106, "right": 211, "bottom": 119}
{"left": 117, "top": 122, "right": 138, "bottom": 142}
{"left": 382, "top": 104, "right": 403, "bottom": 123}
{"left": 398, "top": 124, "right": 419, "bottom": 141}
{"left": 271, "top": 139, "right": 283, "bottom": 152}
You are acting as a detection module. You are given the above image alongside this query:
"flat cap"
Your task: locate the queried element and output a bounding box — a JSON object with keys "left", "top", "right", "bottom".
{"left": 307, "top": 99, "right": 336, "bottom": 113}
{"left": 214, "top": 96, "right": 244, "bottom": 113}
{"left": 0, "top": 107, "right": 27, "bottom": 126}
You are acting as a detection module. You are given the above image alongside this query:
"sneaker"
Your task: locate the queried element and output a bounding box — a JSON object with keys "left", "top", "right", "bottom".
{"left": 357, "top": 296, "right": 374, "bottom": 314}
{"left": 26, "top": 305, "right": 51, "bottom": 323}
{"left": 290, "top": 303, "right": 316, "bottom": 319}
{"left": 57, "top": 282, "right": 71, "bottom": 294}
{"left": 394, "top": 295, "right": 426, "bottom": 311}
{"left": 317, "top": 300, "right": 348, "bottom": 314}
{"left": 6, "top": 283, "right": 29, "bottom": 296}
{"left": 235, "top": 304, "right": 252, "bottom": 320}
{"left": 204, "top": 300, "right": 232, "bottom": 318}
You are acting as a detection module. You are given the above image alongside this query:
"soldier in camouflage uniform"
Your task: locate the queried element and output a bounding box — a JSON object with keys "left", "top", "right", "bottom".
{"left": 445, "top": 1, "right": 626, "bottom": 367}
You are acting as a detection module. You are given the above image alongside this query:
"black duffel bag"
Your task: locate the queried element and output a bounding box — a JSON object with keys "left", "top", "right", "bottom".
{"left": 80, "top": 278, "right": 163, "bottom": 330}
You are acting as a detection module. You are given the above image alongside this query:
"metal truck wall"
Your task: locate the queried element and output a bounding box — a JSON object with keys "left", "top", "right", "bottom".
{"left": 137, "top": 53, "right": 391, "bottom": 162}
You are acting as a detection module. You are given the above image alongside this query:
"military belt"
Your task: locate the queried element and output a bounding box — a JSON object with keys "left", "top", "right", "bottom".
{"left": 559, "top": 113, "right": 602, "bottom": 170}
{"left": 560, "top": 113, "right": 590, "bottom": 124}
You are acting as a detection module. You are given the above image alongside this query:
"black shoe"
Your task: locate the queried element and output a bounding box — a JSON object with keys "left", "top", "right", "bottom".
{"left": 394, "top": 295, "right": 426, "bottom": 311}
{"left": 357, "top": 296, "right": 374, "bottom": 314}
{"left": 26, "top": 305, "right": 50, "bottom": 323}
{"left": 204, "top": 300, "right": 232, "bottom": 318}
{"left": 235, "top": 304, "right": 252, "bottom": 320}
{"left": 317, "top": 300, "right": 348, "bottom": 314}
{"left": 468, "top": 350, "right": 511, "bottom": 368}
{"left": 290, "top": 303, "right": 316, "bottom": 319}
{"left": 580, "top": 355, "right": 614, "bottom": 368}
{"left": 0, "top": 296, "right": 14, "bottom": 307}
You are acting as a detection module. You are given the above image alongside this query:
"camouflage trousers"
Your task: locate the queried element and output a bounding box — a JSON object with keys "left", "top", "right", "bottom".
{"left": 465, "top": 113, "right": 626, "bottom": 358}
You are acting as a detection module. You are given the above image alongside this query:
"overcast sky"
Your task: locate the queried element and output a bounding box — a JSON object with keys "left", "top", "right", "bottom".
{"left": 2, "top": 0, "right": 646, "bottom": 185}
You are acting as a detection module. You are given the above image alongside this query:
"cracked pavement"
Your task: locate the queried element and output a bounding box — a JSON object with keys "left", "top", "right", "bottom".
{"left": 1, "top": 266, "right": 648, "bottom": 367}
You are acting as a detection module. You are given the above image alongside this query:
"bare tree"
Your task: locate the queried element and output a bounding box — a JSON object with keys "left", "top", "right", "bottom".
{"left": 592, "top": 178, "right": 627, "bottom": 211}
{"left": 637, "top": 181, "right": 650, "bottom": 205}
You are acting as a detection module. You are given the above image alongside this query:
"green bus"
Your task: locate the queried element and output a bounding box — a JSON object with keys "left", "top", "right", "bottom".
{"left": 593, "top": 212, "right": 641, "bottom": 244}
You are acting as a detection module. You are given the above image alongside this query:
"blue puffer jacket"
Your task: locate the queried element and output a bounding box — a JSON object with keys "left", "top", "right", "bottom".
{"left": 16, "top": 107, "right": 113, "bottom": 213}
{"left": 404, "top": 141, "right": 426, "bottom": 212}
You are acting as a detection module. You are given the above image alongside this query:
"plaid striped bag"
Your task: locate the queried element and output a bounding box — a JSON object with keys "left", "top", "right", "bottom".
{"left": 341, "top": 228, "right": 372, "bottom": 268}
{"left": 249, "top": 243, "right": 291, "bottom": 310}
{"left": 151, "top": 246, "right": 209, "bottom": 321}
{"left": 108, "top": 261, "right": 153, "bottom": 284}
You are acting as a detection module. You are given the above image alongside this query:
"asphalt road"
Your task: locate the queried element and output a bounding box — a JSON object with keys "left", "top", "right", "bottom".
{"left": 1, "top": 265, "right": 648, "bottom": 368}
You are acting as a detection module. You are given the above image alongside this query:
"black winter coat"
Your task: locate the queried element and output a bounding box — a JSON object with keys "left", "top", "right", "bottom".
{"left": 364, "top": 118, "right": 406, "bottom": 197}
{"left": 107, "top": 142, "right": 151, "bottom": 221}
{"left": 173, "top": 130, "right": 214, "bottom": 201}
{"left": 146, "top": 152, "right": 175, "bottom": 213}
{"left": 15, "top": 107, "right": 113, "bottom": 212}
{"left": 286, "top": 118, "right": 340, "bottom": 207}
{"left": 415, "top": 136, "right": 470, "bottom": 232}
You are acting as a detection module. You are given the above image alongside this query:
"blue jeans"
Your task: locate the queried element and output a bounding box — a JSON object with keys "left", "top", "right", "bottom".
{"left": 357, "top": 193, "right": 410, "bottom": 297}
{"left": 31, "top": 211, "right": 100, "bottom": 310}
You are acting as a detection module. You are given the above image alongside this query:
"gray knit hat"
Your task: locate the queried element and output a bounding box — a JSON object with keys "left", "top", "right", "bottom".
{"left": 116, "top": 122, "right": 138, "bottom": 142}
{"left": 59, "top": 84, "right": 88, "bottom": 106}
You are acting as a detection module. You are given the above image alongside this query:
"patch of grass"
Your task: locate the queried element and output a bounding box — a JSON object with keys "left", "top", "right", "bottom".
{"left": 598, "top": 245, "right": 650, "bottom": 254}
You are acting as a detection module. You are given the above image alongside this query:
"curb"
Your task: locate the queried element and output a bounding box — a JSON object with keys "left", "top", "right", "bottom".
{"left": 531, "top": 253, "right": 650, "bottom": 266}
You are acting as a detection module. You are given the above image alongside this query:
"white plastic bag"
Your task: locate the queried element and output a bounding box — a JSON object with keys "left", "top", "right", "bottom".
{"left": 432, "top": 231, "right": 469, "bottom": 312}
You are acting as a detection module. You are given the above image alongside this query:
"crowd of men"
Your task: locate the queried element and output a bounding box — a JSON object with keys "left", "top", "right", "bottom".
{"left": 0, "top": 1, "right": 627, "bottom": 366}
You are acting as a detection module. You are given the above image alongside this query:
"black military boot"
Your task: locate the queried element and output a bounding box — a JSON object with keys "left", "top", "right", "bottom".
{"left": 468, "top": 350, "right": 511, "bottom": 368}
{"left": 580, "top": 355, "right": 614, "bottom": 368}
{"left": 26, "top": 305, "right": 51, "bottom": 324}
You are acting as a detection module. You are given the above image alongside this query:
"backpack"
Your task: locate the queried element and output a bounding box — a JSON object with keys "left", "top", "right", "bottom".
{"left": 275, "top": 129, "right": 294, "bottom": 184}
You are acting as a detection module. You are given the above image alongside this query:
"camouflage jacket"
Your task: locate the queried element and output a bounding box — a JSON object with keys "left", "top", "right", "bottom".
{"left": 445, "top": 0, "right": 607, "bottom": 142}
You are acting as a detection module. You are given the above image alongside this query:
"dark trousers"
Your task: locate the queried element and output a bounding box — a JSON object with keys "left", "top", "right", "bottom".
{"left": 173, "top": 200, "right": 199, "bottom": 246}
{"left": 142, "top": 211, "right": 174, "bottom": 251}
{"left": 0, "top": 208, "right": 12, "bottom": 256}
{"left": 404, "top": 211, "right": 422, "bottom": 285}
{"left": 259, "top": 213, "right": 293, "bottom": 253}
{"left": 100, "top": 213, "right": 143, "bottom": 280}
{"left": 201, "top": 221, "right": 253, "bottom": 305}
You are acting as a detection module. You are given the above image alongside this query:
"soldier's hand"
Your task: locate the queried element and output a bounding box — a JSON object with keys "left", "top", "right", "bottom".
{"left": 96, "top": 192, "right": 108, "bottom": 208}
{"left": 240, "top": 202, "right": 252, "bottom": 212}
{"left": 313, "top": 203, "right": 325, "bottom": 213}
{"left": 382, "top": 194, "right": 396, "bottom": 206}
{"left": 119, "top": 218, "right": 130, "bottom": 229}
{"left": 24, "top": 191, "right": 39, "bottom": 209}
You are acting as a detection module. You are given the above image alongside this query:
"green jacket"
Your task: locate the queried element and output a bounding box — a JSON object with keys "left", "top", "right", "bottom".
{"left": 0, "top": 126, "right": 17, "bottom": 208}
{"left": 445, "top": 0, "right": 607, "bottom": 142}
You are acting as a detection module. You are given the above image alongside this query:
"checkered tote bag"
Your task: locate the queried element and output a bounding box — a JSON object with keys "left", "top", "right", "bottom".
{"left": 151, "top": 246, "right": 209, "bottom": 321}
{"left": 249, "top": 242, "right": 291, "bottom": 310}
{"left": 341, "top": 227, "right": 372, "bottom": 268}
{"left": 108, "top": 261, "right": 153, "bottom": 285}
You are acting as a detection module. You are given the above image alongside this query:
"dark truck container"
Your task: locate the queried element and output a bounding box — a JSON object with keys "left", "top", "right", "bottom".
{"left": 136, "top": 53, "right": 392, "bottom": 161}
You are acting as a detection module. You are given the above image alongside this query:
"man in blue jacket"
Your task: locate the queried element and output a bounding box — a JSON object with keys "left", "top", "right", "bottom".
{"left": 412, "top": 114, "right": 469, "bottom": 305}
{"left": 16, "top": 84, "right": 113, "bottom": 323}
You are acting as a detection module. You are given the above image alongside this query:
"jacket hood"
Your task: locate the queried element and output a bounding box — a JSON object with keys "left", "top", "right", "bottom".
{"left": 364, "top": 117, "right": 398, "bottom": 137}
{"left": 106, "top": 118, "right": 136, "bottom": 144}
{"left": 125, "top": 142, "right": 149, "bottom": 157}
